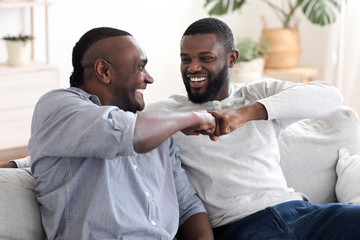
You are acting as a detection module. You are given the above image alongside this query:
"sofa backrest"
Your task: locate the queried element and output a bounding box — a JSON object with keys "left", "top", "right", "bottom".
{"left": 279, "top": 105, "right": 360, "bottom": 204}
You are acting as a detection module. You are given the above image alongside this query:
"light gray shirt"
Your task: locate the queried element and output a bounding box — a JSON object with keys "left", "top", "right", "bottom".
{"left": 146, "top": 79, "right": 343, "bottom": 227}
{"left": 29, "top": 87, "right": 206, "bottom": 240}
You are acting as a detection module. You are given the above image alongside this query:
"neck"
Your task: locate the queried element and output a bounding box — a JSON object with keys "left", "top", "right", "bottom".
{"left": 213, "top": 79, "right": 231, "bottom": 101}
{"left": 79, "top": 80, "right": 107, "bottom": 105}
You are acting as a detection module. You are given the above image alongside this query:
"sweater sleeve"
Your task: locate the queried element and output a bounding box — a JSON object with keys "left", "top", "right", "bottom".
{"left": 11, "top": 156, "right": 31, "bottom": 168}
{"left": 254, "top": 79, "right": 343, "bottom": 128}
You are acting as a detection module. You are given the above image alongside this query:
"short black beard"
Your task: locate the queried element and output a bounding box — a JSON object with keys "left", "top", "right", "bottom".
{"left": 184, "top": 64, "right": 228, "bottom": 104}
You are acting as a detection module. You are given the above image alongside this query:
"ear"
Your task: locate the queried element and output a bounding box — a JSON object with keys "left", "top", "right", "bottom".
{"left": 228, "top": 50, "right": 239, "bottom": 68}
{"left": 94, "top": 59, "right": 111, "bottom": 84}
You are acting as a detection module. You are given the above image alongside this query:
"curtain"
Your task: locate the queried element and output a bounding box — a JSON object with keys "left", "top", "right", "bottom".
{"left": 326, "top": 0, "right": 360, "bottom": 114}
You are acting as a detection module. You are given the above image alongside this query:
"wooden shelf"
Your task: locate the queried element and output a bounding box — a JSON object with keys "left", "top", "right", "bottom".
{"left": 0, "top": 1, "right": 57, "bottom": 163}
{"left": 0, "top": 0, "right": 51, "bottom": 9}
{"left": 1, "top": 0, "right": 52, "bottom": 63}
{"left": 0, "top": 61, "right": 57, "bottom": 75}
{"left": 0, "top": 67, "right": 59, "bottom": 162}
{"left": 263, "top": 65, "right": 320, "bottom": 83}
{"left": 0, "top": 145, "right": 29, "bottom": 164}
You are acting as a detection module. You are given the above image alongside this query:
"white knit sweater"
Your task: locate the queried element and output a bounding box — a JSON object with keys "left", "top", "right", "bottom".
{"left": 146, "top": 79, "right": 342, "bottom": 227}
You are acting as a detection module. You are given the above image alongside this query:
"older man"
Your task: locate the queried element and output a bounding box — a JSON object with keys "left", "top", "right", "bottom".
{"left": 28, "top": 27, "right": 215, "bottom": 240}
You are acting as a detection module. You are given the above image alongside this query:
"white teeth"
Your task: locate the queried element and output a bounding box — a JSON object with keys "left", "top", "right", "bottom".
{"left": 136, "top": 89, "right": 144, "bottom": 94}
{"left": 190, "top": 77, "right": 206, "bottom": 82}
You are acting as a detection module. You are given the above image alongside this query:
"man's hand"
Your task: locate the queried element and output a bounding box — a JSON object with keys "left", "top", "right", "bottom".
{"left": 0, "top": 161, "right": 17, "bottom": 168}
{"left": 209, "top": 109, "right": 247, "bottom": 136}
{"left": 209, "top": 102, "right": 268, "bottom": 139}
{"left": 181, "top": 111, "right": 217, "bottom": 140}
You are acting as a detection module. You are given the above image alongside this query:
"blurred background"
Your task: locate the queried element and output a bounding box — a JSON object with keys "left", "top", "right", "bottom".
{"left": 0, "top": 0, "right": 359, "bottom": 111}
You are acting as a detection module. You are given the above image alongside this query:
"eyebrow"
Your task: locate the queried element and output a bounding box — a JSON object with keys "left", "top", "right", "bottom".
{"left": 180, "top": 51, "right": 215, "bottom": 57}
{"left": 134, "top": 55, "right": 148, "bottom": 65}
{"left": 198, "top": 51, "right": 214, "bottom": 55}
{"left": 140, "top": 58, "right": 148, "bottom": 65}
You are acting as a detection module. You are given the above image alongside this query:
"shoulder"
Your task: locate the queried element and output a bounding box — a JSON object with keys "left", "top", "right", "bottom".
{"left": 37, "top": 87, "right": 97, "bottom": 108}
{"left": 145, "top": 94, "right": 189, "bottom": 112}
{"left": 233, "top": 78, "right": 297, "bottom": 99}
{"left": 33, "top": 88, "right": 101, "bottom": 126}
{"left": 229, "top": 79, "right": 285, "bottom": 99}
{"left": 37, "top": 87, "right": 84, "bottom": 104}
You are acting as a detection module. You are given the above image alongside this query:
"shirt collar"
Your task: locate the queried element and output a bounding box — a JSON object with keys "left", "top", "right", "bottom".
{"left": 68, "top": 87, "right": 102, "bottom": 106}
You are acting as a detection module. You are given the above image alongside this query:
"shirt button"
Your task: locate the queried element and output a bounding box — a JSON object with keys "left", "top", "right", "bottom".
{"left": 145, "top": 192, "right": 149, "bottom": 197}
{"left": 133, "top": 164, "right": 137, "bottom": 170}
{"left": 150, "top": 220, "right": 156, "bottom": 226}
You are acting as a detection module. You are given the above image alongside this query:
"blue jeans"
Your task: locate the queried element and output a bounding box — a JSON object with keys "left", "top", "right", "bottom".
{"left": 219, "top": 200, "right": 360, "bottom": 240}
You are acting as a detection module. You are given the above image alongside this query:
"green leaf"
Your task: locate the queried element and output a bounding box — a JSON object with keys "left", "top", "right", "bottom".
{"left": 236, "top": 37, "right": 269, "bottom": 62}
{"left": 204, "top": 0, "right": 247, "bottom": 16}
{"left": 204, "top": 0, "right": 341, "bottom": 26}
{"left": 2, "top": 34, "right": 34, "bottom": 42}
{"left": 233, "top": 0, "right": 247, "bottom": 11}
{"left": 208, "top": 0, "right": 228, "bottom": 15}
{"left": 299, "top": 0, "right": 341, "bottom": 26}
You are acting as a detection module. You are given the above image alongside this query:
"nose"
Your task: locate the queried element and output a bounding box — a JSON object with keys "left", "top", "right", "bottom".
{"left": 144, "top": 70, "right": 154, "bottom": 84}
{"left": 188, "top": 60, "right": 202, "bottom": 73}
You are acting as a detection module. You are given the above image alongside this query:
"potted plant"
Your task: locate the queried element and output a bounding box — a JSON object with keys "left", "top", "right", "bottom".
{"left": 204, "top": 0, "right": 341, "bottom": 68}
{"left": 232, "top": 37, "right": 269, "bottom": 82}
{"left": 2, "top": 34, "right": 34, "bottom": 66}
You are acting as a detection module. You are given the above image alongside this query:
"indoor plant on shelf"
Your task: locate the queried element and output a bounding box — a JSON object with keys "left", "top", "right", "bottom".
{"left": 232, "top": 37, "right": 269, "bottom": 83}
{"left": 2, "top": 34, "right": 34, "bottom": 66}
{"left": 204, "top": 0, "right": 341, "bottom": 68}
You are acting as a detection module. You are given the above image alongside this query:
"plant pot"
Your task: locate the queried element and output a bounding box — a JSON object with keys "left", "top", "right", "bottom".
{"left": 231, "top": 58, "right": 265, "bottom": 83}
{"left": 260, "top": 27, "right": 301, "bottom": 69}
{"left": 5, "top": 40, "right": 31, "bottom": 66}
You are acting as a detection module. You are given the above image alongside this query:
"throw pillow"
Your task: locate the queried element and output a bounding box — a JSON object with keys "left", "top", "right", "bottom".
{"left": 335, "top": 148, "right": 360, "bottom": 204}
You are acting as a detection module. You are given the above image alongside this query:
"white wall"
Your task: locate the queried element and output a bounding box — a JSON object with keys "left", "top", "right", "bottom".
{"left": 0, "top": 0, "right": 338, "bottom": 104}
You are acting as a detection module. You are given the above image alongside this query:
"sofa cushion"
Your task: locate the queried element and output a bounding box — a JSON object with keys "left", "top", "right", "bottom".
{"left": 0, "top": 168, "right": 35, "bottom": 190}
{"left": 0, "top": 169, "right": 44, "bottom": 240}
{"left": 335, "top": 148, "right": 360, "bottom": 204}
{"left": 279, "top": 106, "right": 360, "bottom": 204}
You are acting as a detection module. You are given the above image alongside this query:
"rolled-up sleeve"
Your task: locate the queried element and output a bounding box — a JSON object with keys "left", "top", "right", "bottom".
{"left": 29, "top": 89, "right": 137, "bottom": 160}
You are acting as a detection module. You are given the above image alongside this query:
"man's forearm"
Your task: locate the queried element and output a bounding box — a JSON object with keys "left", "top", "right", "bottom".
{"left": 133, "top": 111, "right": 215, "bottom": 153}
{"left": 0, "top": 161, "right": 17, "bottom": 168}
{"left": 242, "top": 102, "right": 268, "bottom": 121}
{"left": 178, "top": 212, "right": 214, "bottom": 240}
{"left": 257, "top": 81, "right": 343, "bottom": 120}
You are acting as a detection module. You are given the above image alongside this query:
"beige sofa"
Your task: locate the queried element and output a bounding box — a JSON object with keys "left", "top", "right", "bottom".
{"left": 1, "top": 105, "right": 359, "bottom": 239}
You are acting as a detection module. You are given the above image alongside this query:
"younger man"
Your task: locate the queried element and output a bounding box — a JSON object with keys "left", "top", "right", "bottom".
{"left": 147, "top": 18, "right": 360, "bottom": 239}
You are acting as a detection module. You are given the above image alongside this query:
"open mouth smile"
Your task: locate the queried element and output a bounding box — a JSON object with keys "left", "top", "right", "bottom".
{"left": 190, "top": 77, "right": 207, "bottom": 82}
{"left": 188, "top": 76, "right": 208, "bottom": 90}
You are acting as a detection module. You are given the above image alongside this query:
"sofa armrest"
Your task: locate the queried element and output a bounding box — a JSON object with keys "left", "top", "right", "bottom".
{"left": 0, "top": 169, "right": 45, "bottom": 240}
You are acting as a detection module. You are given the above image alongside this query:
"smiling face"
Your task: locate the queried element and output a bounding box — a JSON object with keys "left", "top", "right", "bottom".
{"left": 82, "top": 36, "right": 154, "bottom": 112}
{"left": 180, "top": 33, "right": 236, "bottom": 103}
{"left": 106, "top": 36, "right": 153, "bottom": 112}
